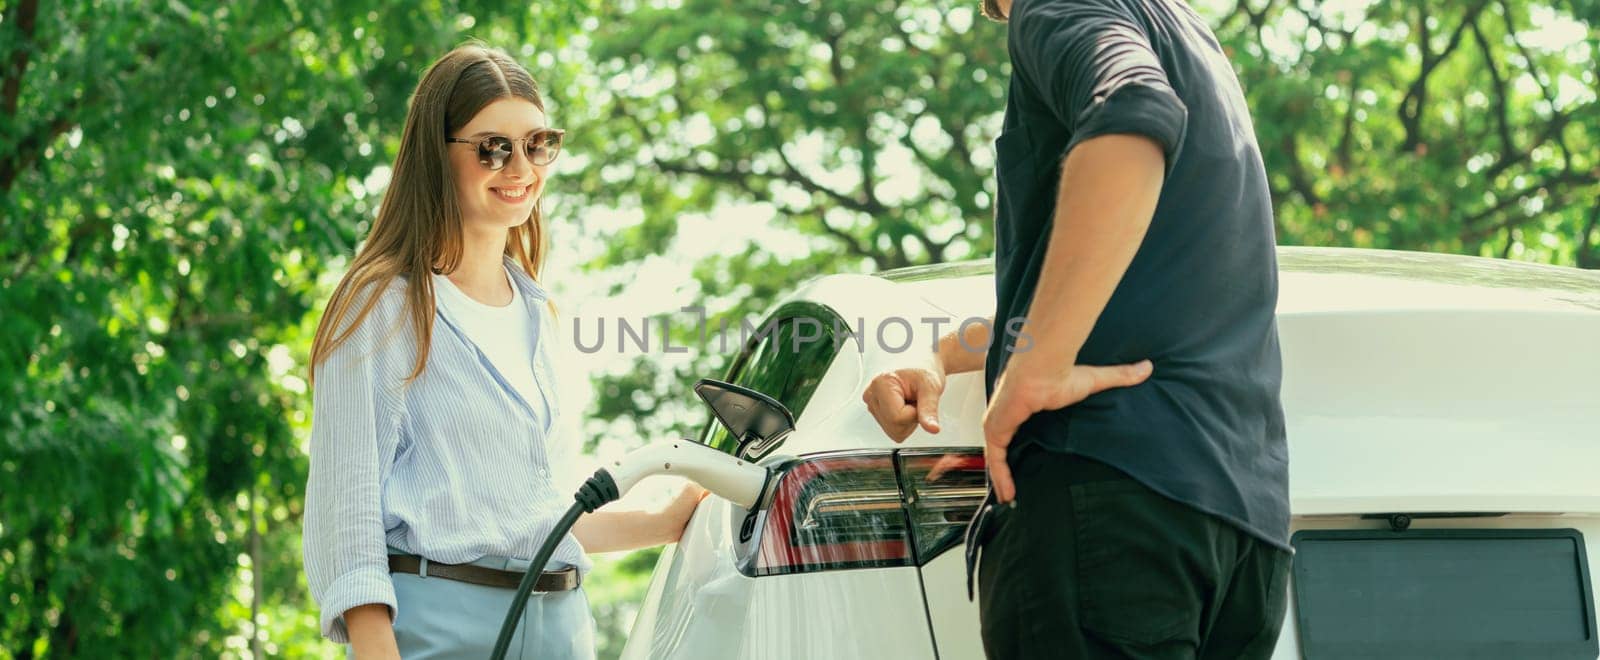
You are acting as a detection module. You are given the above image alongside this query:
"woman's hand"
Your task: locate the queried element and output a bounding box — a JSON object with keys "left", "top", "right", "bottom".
{"left": 662, "top": 482, "right": 710, "bottom": 543}
{"left": 572, "top": 483, "right": 710, "bottom": 552}
{"left": 345, "top": 604, "right": 401, "bottom": 660}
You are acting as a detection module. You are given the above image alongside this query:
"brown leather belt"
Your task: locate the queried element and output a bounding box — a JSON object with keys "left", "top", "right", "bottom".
{"left": 388, "top": 555, "right": 580, "bottom": 592}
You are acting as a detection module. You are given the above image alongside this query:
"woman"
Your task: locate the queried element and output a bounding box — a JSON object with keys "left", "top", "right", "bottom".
{"left": 302, "top": 44, "right": 704, "bottom": 659}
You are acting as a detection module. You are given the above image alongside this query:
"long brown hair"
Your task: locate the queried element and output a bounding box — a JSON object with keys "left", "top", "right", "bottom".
{"left": 309, "top": 43, "right": 550, "bottom": 385}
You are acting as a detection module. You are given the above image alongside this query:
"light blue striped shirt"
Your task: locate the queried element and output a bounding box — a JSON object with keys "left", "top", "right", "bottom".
{"left": 302, "top": 256, "right": 590, "bottom": 643}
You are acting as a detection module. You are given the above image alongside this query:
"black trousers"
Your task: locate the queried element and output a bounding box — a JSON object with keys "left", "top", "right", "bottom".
{"left": 972, "top": 445, "right": 1291, "bottom": 659}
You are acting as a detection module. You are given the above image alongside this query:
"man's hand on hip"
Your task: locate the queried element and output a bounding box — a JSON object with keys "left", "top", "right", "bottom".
{"left": 982, "top": 360, "right": 1153, "bottom": 503}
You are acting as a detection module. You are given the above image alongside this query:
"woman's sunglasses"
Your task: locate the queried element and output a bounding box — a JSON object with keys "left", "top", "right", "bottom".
{"left": 446, "top": 129, "right": 566, "bottom": 170}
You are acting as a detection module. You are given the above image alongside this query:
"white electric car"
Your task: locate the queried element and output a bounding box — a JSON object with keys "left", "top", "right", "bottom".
{"left": 621, "top": 246, "right": 1600, "bottom": 660}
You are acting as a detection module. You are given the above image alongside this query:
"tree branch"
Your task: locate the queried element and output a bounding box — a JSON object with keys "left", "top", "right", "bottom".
{"left": 1579, "top": 200, "right": 1600, "bottom": 270}
{"left": 751, "top": 93, "right": 897, "bottom": 267}
{"left": 1288, "top": 2, "right": 1358, "bottom": 43}
{"left": 817, "top": 213, "right": 885, "bottom": 268}
{"left": 822, "top": 27, "right": 884, "bottom": 216}
{"left": 1469, "top": 19, "right": 1515, "bottom": 168}
{"left": 897, "top": 116, "right": 941, "bottom": 180}
{"left": 654, "top": 159, "right": 756, "bottom": 190}
{"left": 244, "top": 25, "right": 300, "bottom": 57}
{"left": 1459, "top": 171, "right": 1589, "bottom": 241}
{"left": 1466, "top": 6, "right": 1576, "bottom": 183}
{"left": 1216, "top": 1, "right": 1252, "bottom": 35}
{"left": 63, "top": 206, "right": 111, "bottom": 265}
{"left": 1, "top": 113, "right": 78, "bottom": 194}
{"left": 1280, "top": 133, "right": 1321, "bottom": 206}
{"left": 652, "top": 158, "right": 885, "bottom": 266}
{"left": 1497, "top": 0, "right": 1576, "bottom": 170}
{"left": 1398, "top": 0, "right": 1488, "bottom": 152}
{"left": 3, "top": 29, "right": 164, "bottom": 194}
{"left": 0, "top": 0, "right": 55, "bottom": 195}
{"left": 1, "top": 0, "right": 40, "bottom": 120}
{"left": 1499, "top": 0, "right": 1560, "bottom": 107}
{"left": 888, "top": 0, "right": 978, "bottom": 205}
{"left": 1335, "top": 70, "right": 1360, "bottom": 170}
{"left": 772, "top": 145, "right": 886, "bottom": 215}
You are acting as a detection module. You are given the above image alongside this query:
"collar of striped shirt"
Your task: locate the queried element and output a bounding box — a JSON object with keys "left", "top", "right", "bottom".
{"left": 429, "top": 255, "right": 555, "bottom": 424}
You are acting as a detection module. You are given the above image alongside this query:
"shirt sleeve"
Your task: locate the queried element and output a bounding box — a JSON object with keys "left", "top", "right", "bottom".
{"left": 1010, "top": 0, "right": 1188, "bottom": 169}
{"left": 301, "top": 283, "right": 409, "bottom": 643}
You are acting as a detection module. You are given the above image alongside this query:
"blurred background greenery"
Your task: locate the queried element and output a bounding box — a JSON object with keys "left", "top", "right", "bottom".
{"left": 1, "top": 0, "right": 1595, "bottom": 657}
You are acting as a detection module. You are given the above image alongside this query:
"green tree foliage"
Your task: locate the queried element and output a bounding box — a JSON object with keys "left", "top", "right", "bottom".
{"left": 1215, "top": 0, "right": 1599, "bottom": 265}
{"left": 564, "top": 0, "right": 1011, "bottom": 456}
{"left": 2, "top": 0, "right": 1595, "bottom": 658}
{"left": 0, "top": 0, "right": 586, "bottom": 655}
{"left": 575, "top": 0, "right": 1009, "bottom": 272}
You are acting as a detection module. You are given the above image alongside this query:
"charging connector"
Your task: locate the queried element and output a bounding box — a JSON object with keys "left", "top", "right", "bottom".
{"left": 490, "top": 441, "right": 773, "bottom": 660}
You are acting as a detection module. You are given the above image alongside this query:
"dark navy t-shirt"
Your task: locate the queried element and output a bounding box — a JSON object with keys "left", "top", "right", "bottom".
{"left": 986, "top": 0, "right": 1290, "bottom": 550}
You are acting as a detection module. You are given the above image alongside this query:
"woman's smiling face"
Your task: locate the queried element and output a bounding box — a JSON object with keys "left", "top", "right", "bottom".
{"left": 448, "top": 98, "right": 550, "bottom": 232}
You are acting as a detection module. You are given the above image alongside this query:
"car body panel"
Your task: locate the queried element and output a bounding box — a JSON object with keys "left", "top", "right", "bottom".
{"left": 619, "top": 496, "right": 937, "bottom": 660}
{"left": 1279, "top": 310, "right": 1600, "bottom": 516}
{"left": 918, "top": 544, "right": 985, "bottom": 659}
{"left": 625, "top": 247, "right": 1600, "bottom": 659}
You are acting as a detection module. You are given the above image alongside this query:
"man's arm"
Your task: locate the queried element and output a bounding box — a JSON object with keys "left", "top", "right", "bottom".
{"left": 1007, "top": 134, "right": 1163, "bottom": 371}
{"left": 981, "top": 133, "right": 1165, "bottom": 502}
{"left": 937, "top": 320, "right": 990, "bottom": 375}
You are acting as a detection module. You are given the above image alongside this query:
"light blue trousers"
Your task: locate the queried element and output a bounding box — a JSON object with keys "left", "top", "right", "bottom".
{"left": 350, "top": 556, "right": 596, "bottom": 660}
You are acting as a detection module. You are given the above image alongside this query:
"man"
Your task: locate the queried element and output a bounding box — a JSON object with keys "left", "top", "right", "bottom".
{"left": 861, "top": 0, "right": 1291, "bottom": 657}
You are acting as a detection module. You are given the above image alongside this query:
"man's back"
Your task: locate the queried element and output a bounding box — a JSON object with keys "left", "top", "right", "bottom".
{"left": 986, "top": 0, "right": 1289, "bottom": 549}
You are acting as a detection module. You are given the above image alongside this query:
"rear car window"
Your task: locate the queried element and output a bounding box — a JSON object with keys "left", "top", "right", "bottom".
{"left": 1292, "top": 528, "right": 1597, "bottom": 659}
{"left": 701, "top": 306, "right": 844, "bottom": 455}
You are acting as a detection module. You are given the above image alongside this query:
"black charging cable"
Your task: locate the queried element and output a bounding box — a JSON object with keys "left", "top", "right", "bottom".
{"left": 489, "top": 469, "right": 620, "bottom": 660}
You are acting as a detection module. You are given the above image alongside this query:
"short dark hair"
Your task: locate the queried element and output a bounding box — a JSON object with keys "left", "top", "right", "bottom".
{"left": 979, "top": 0, "right": 1007, "bottom": 22}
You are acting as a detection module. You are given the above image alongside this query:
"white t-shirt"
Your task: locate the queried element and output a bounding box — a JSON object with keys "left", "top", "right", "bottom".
{"left": 432, "top": 267, "right": 549, "bottom": 422}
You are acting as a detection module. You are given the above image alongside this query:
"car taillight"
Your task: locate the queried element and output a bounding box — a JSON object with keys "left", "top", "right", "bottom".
{"left": 744, "top": 449, "right": 987, "bottom": 577}
{"left": 897, "top": 449, "right": 989, "bottom": 563}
